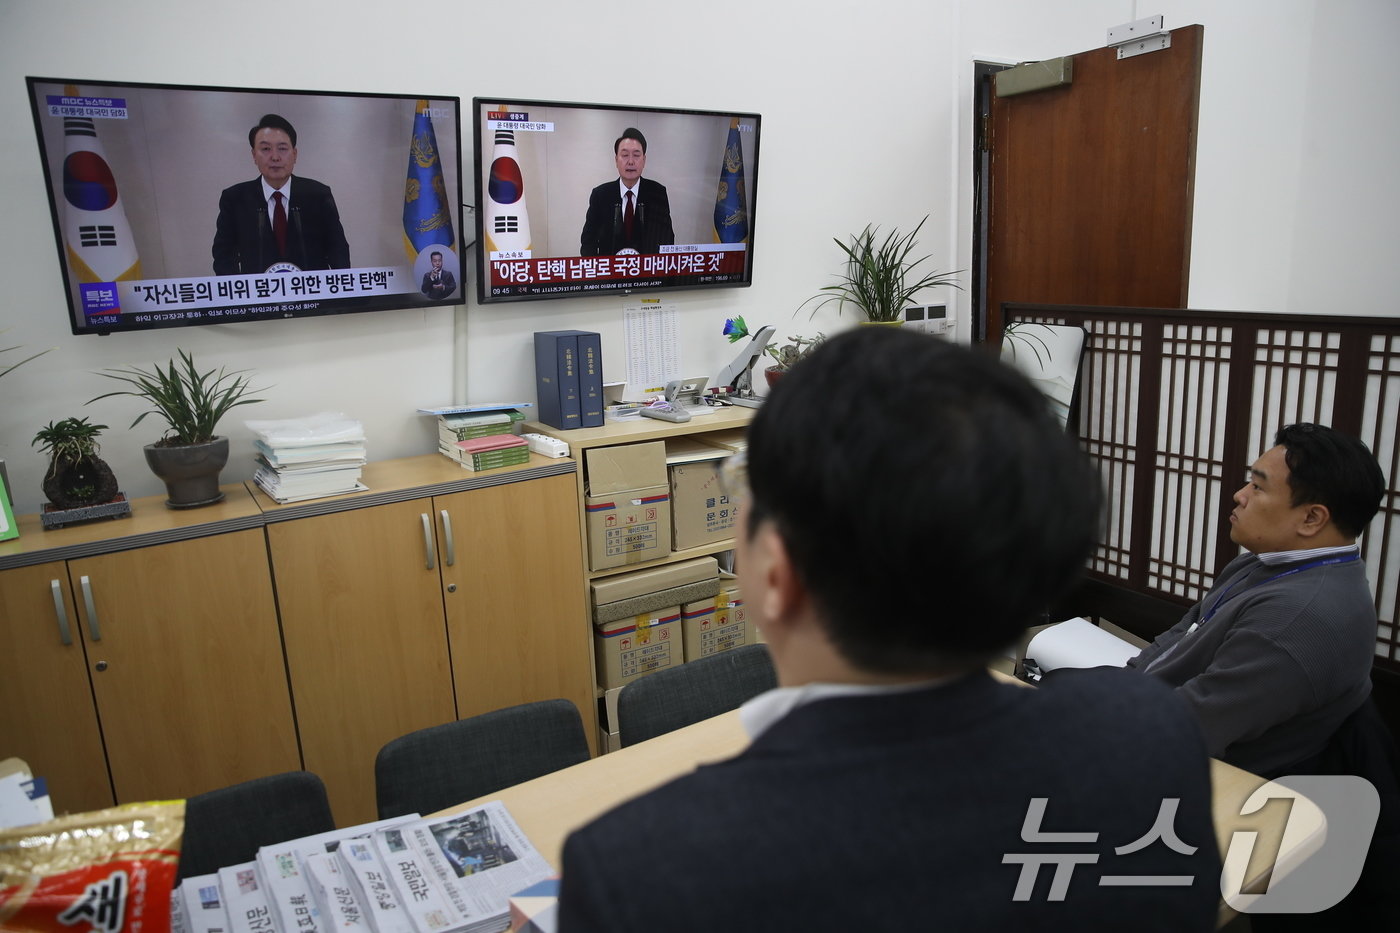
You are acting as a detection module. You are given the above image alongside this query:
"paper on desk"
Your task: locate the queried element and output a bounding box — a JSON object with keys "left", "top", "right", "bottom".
{"left": 1024, "top": 617, "right": 1140, "bottom": 671}
{"left": 0, "top": 771, "right": 52, "bottom": 829}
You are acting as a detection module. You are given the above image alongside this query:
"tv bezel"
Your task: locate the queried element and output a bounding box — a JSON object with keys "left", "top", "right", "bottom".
{"left": 25, "top": 75, "right": 466, "bottom": 336}
{"left": 471, "top": 96, "right": 760, "bottom": 305}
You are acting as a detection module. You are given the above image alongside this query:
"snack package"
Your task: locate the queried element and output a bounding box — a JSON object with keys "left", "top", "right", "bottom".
{"left": 0, "top": 801, "right": 184, "bottom": 933}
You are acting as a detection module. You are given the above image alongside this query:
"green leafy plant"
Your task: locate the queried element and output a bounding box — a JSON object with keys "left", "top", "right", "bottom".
{"left": 802, "top": 216, "right": 962, "bottom": 323}
{"left": 32, "top": 417, "right": 108, "bottom": 464}
{"left": 764, "top": 333, "right": 826, "bottom": 372}
{"left": 1, "top": 338, "right": 53, "bottom": 380}
{"left": 89, "top": 349, "right": 266, "bottom": 446}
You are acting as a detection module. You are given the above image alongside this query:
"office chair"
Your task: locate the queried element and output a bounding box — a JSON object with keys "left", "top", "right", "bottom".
{"left": 178, "top": 770, "right": 335, "bottom": 881}
{"left": 374, "top": 699, "right": 591, "bottom": 820}
{"left": 618, "top": 644, "right": 777, "bottom": 747}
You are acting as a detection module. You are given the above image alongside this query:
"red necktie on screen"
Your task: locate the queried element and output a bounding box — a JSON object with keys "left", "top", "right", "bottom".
{"left": 623, "top": 189, "right": 635, "bottom": 242}
{"left": 272, "top": 191, "right": 288, "bottom": 256}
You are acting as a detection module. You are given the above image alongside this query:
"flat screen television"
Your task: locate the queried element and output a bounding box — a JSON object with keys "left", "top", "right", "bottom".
{"left": 25, "top": 77, "right": 464, "bottom": 336}
{"left": 472, "top": 97, "right": 760, "bottom": 304}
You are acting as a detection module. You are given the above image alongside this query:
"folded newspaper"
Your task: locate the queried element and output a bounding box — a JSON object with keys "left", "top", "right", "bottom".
{"left": 371, "top": 803, "right": 552, "bottom": 933}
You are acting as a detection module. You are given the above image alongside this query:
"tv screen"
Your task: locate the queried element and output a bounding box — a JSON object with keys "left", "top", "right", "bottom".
{"left": 472, "top": 97, "right": 760, "bottom": 303}
{"left": 25, "top": 77, "right": 464, "bottom": 336}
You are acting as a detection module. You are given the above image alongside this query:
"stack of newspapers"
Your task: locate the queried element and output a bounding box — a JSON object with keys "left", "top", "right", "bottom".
{"left": 247, "top": 412, "right": 368, "bottom": 504}
{"left": 175, "top": 803, "right": 550, "bottom": 933}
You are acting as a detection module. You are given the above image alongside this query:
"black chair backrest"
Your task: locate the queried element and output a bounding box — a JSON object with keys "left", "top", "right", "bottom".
{"left": 374, "top": 698, "right": 590, "bottom": 820}
{"left": 178, "top": 770, "right": 335, "bottom": 881}
{"left": 618, "top": 644, "right": 777, "bottom": 747}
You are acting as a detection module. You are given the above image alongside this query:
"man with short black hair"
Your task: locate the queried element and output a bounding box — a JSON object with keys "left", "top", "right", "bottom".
{"left": 212, "top": 113, "right": 350, "bottom": 275}
{"left": 420, "top": 250, "right": 455, "bottom": 299}
{"left": 1129, "top": 423, "right": 1387, "bottom": 777}
{"left": 558, "top": 327, "right": 1221, "bottom": 931}
{"left": 578, "top": 127, "right": 674, "bottom": 256}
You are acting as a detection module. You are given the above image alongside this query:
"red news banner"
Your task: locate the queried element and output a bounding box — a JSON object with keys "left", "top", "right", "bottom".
{"left": 489, "top": 247, "right": 746, "bottom": 296}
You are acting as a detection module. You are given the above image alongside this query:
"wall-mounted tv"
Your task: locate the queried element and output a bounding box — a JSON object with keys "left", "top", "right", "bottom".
{"left": 472, "top": 97, "right": 760, "bottom": 304}
{"left": 25, "top": 77, "right": 464, "bottom": 336}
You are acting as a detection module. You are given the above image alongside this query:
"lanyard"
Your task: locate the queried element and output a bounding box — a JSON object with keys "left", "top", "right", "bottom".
{"left": 1190, "top": 552, "right": 1360, "bottom": 633}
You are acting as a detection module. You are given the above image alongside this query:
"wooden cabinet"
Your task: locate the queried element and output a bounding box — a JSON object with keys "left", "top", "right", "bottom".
{"left": 260, "top": 456, "right": 593, "bottom": 825}
{"left": 0, "top": 487, "right": 299, "bottom": 811}
{"left": 0, "top": 561, "right": 112, "bottom": 813}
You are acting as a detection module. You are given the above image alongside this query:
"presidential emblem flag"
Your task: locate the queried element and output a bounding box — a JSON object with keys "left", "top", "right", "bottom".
{"left": 712, "top": 117, "right": 748, "bottom": 243}
{"left": 403, "top": 99, "right": 455, "bottom": 261}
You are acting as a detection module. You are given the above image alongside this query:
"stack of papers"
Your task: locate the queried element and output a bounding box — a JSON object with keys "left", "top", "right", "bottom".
{"left": 170, "top": 803, "right": 548, "bottom": 933}
{"left": 0, "top": 759, "right": 53, "bottom": 829}
{"left": 246, "top": 412, "right": 368, "bottom": 504}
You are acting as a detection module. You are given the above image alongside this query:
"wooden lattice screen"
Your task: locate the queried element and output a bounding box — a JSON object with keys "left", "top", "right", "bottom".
{"left": 1005, "top": 304, "right": 1400, "bottom": 674}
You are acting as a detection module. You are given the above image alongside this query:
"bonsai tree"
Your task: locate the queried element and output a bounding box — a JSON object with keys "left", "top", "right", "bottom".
{"left": 89, "top": 349, "right": 265, "bottom": 446}
{"left": 803, "top": 216, "right": 962, "bottom": 323}
{"left": 764, "top": 333, "right": 826, "bottom": 374}
{"left": 32, "top": 416, "right": 118, "bottom": 509}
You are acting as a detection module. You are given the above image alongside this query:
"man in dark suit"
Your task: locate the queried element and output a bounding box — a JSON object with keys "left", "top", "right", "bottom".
{"left": 558, "top": 328, "right": 1222, "bottom": 932}
{"left": 212, "top": 114, "right": 350, "bottom": 275}
{"left": 420, "top": 250, "right": 456, "bottom": 299}
{"left": 578, "top": 127, "right": 674, "bottom": 256}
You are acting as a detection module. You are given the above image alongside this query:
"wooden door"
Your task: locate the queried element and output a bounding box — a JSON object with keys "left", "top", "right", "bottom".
{"left": 985, "top": 24, "right": 1203, "bottom": 338}
{"left": 269, "top": 499, "right": 457, "bottom": 824}
{"left": 0, "top": 561, "right": 114, "bottom": 813}
{"left": 438, "top": 476, "right": 595, "bottom": 740}
{"left": 69, "top": 530, "right": 299, "bottom": 803}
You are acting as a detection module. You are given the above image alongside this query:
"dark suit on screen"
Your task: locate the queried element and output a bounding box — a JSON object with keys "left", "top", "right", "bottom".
{"left": 420, "top": 267, "right": 456, "bottom": 299}
{"left": 212, "top": 177, "right": 350, "bottom": 275}
{"left": 578, "top": 177, "right": 674, "bottom": 256}
{"left": 559, "top": 669, "right": 1221, "bottom": 932}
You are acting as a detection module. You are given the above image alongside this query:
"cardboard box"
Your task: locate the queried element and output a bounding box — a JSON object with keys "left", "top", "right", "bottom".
{"left": 681, "top": 576, "right": 751, "bottom": 660}
{"left": 594, "top": 606, "right": 684, "bottom": 690}
{"left": 590, "top": 555, "right": 718, "bottom": 609}
{"left": 665, "top": 438, "right": 739, "bottom": 551}
{"left": 584, "top": 442, "right": 671, "bottom": 571}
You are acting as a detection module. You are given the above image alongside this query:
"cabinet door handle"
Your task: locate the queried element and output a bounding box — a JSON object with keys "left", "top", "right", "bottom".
{"left": 79, "top": 575, "right": 102, "bottom": 642}
{"left": 421, "top": 513, "right": 437, "bottom": 570}
{"left": 51, "top": 580, "right": 73, "bottom": 646}
{"left": 439, "top": 509, "right": 456, "bottom": 567}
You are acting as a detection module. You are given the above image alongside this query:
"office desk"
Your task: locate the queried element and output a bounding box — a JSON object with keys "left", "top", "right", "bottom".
{"left": 438, "top": 708, "right": 1325, "bottom": 925}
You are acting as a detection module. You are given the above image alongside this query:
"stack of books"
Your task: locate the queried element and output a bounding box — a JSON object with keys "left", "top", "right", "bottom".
{"left": 247, "top": 412, "right": 368, "bottom": 503}
{"left": 436, "top": 409, "right": 530, "bottom": 472}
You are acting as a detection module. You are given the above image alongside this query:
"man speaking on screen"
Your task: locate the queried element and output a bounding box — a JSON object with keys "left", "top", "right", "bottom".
{"left": 212, "top": 113, "right": 351, "bottom": 275}
{"left": 578, "top": 127, "right": 674, "bottom": 256}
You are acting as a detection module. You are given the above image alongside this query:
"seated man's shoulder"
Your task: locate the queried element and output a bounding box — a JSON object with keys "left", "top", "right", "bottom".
{"left": 1036, "top": 666, "right": 1206, "bottom": 746}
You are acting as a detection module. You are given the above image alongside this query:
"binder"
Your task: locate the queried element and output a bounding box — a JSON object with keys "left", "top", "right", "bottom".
{"left": 534, "top": 331, "right": 582, "bottom": 429}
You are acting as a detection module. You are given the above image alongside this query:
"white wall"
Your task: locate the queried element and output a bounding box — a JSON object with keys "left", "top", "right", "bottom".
{"left": 2, "top": 0, "right": 1395, "bottom": 515}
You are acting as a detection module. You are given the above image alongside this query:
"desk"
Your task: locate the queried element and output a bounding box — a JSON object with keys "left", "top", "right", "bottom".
{"left": 439, "top": 708, "right": 1325, "bottom": 926}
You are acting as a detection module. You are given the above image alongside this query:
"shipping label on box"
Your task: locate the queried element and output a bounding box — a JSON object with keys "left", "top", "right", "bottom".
{"left": 586, "top": 485, "right": 672, "bottom": 571}
{"left": 594, "top": 608, "right": 683, "bottom": 689}
{"left": 681, "top": 586, "right": 750, "bottom": 660}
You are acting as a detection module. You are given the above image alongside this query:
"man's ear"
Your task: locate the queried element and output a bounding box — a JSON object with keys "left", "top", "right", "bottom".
{"left": 753, "top": 522, "right": 806, "bottom": 631}
{"left": 1296, "top": 502, "right": 1332, "bottom": 538}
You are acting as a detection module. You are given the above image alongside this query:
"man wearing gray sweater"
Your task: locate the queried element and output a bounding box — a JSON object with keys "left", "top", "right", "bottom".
{"left": 1128, "top": 423, "right": 1387, "bottom": 777}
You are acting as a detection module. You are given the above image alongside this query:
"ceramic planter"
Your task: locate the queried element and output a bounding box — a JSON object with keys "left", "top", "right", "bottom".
{"left": 144, "top": 436, "right": 229, "bottom": 509}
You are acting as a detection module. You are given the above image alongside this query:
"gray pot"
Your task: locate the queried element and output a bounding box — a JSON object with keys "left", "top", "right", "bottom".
{"left": 144, "top": 437, "right": 230, "bottom": 509}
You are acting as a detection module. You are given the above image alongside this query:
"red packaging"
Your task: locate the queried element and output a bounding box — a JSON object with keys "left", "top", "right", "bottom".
{"left": 0, "top": 801, "right": 183, "bottom": 933}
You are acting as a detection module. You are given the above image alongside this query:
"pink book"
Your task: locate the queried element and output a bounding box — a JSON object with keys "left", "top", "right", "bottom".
{"left": 456, "top": 434, "right": 529, "bottom": 453}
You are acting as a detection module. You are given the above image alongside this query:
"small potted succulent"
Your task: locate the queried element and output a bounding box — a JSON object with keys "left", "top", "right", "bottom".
{"left": 89, "top": 349, "right": 265, "bottom": 509}
{"left": 32, "top": 416, "right": 119, "bottom": 510}
{"left": 762, "top": 333, "right": 826, "bottom": 387}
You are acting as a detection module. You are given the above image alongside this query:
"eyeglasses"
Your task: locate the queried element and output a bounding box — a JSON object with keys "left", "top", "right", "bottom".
{"left": 718, "top": 450, "right": 748, "bottom": 503}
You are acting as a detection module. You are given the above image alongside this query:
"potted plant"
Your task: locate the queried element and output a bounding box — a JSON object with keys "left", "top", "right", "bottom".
{"left": 89, "top": 349, "right": 265, "bottom": 509}
{"left": 802, "top": 215, "right": 962, "bottom": 323}
{"left": 762, "top": 333, "right": 826, "bottom": 387}
{"left": 32, "top": 417, "right": 119, "bottom": 510}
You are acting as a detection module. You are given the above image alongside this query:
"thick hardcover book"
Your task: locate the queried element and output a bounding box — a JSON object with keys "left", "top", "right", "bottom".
{"left": 558, "top": 330, "right": 604, "bottom": 427}
{"left": 533, "top": 331, "right": 582, "bottom": 430}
